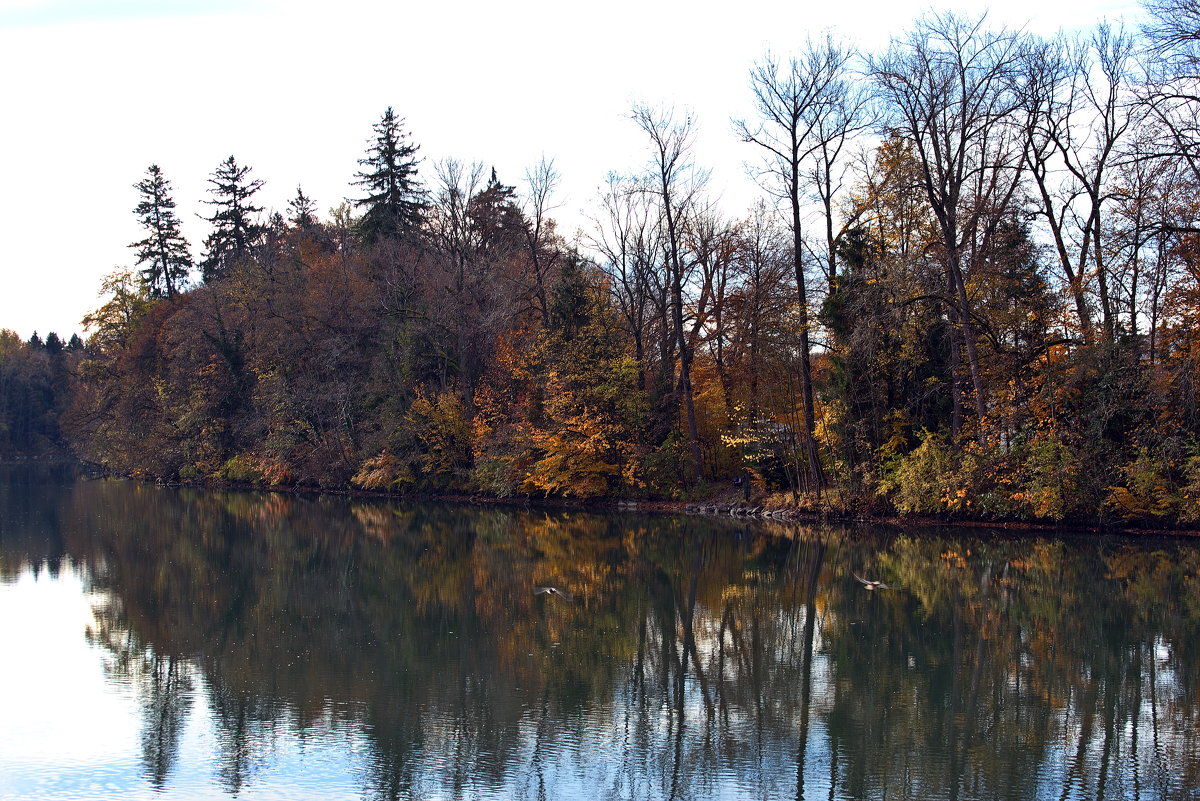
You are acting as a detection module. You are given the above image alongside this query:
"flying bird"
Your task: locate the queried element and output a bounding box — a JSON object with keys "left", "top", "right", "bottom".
{"left": 534, "top": 586, "right": 574, "bottom": 601}
{"left": 853, "top": 574, "right": 890, "bottom": 591}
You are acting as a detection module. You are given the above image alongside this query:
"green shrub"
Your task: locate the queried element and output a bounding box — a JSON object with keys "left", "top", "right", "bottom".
{"left": 877, "top": 430, "right": 955, "bottom": 515}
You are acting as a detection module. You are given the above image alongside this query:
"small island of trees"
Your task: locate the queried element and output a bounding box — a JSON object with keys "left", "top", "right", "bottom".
{"left": 5, "top": 4, "right": 1200, "bottom": 528}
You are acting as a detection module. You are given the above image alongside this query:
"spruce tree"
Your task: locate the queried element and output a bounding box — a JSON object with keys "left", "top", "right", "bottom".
{"left": 44, "top": 332, "right": 63, "bottom": 356}
{"left": 287, "top": 185, "right": 319, "bottom": 230}
{"left": 131, "top": 164, "right": 193, "bottom": 298}
{"left": 353, "top": 107, "right": 426, "bottom": 243}
{"left": 199, "top": 155, "right": 264, "bottom": 282}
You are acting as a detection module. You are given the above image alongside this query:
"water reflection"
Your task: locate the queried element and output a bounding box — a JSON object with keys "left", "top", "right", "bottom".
{"left": 1, "top": 465, "right": 1198, "bottom": 799}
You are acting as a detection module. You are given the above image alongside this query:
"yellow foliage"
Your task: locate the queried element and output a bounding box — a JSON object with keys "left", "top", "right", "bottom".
{"left": 221, "top": 452, "right": 295, "bottom": 486}
{"left": 352, "top": 449, "right": 412, "bottom": 491}
{"left": 520, "top": 369, "right": 643, "bottom": 498}
{"left": 1105, "top": 448, "right": 1182, "bottom": 521}
{"left": 472, "top": 315, "right": 647, "bottom": 499}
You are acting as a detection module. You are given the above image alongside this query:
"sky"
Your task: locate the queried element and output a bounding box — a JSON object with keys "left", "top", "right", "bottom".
{"left": 0, "top": 0, "right": 1144, "bottom": 340}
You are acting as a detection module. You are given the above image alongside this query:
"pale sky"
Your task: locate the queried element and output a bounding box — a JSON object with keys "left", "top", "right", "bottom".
{"left": 0, "top": 0, "right": 1142, "bottom": 340}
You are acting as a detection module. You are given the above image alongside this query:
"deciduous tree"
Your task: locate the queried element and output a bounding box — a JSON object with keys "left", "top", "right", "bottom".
{"left": 632, "top": 105, "right": 706, "bottom": 480}
{"left": 870, "top": 12, "right": 1026, "bottom": 441}
{"left": 1018, "top": 26, "right": 1138, "bottom": 342}
{"left": 735, "top": 37, "right": 866, "bottom": 492}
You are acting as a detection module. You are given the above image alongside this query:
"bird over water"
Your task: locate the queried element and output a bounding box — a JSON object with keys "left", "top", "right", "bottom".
{"left": 534, "top": 586, "right": 574, "bottom": 601}
{"left": 853, "top": 574, "right": 890, "bottom": 591}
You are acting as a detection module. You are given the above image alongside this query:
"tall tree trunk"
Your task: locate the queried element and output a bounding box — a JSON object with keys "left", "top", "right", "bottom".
{"left": 949, "top": 252, "right": 989, "bottom": 442}
{"left": 791, "top": 184, "right": 826, "bottom": 495}
{"left": 663, "top": 182, "right": 703, "bottom": 480}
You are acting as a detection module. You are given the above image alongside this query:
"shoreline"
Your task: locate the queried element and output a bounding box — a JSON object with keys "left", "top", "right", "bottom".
{"left": 6, "top": 456, "right": 1195, "bottom": 539}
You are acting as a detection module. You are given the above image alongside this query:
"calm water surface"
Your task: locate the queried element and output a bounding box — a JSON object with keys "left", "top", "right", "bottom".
{"left": 1, "top": 465, "right": 1198, "bottom": 800}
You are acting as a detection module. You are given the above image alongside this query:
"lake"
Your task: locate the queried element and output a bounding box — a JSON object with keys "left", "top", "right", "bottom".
{"left": 1, "top": 464, "right": 1197, "bottom": 800}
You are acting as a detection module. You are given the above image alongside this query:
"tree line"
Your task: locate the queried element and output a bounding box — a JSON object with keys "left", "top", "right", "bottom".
{"left": 5, "top": 2, "right": 1200, "bottom": 526}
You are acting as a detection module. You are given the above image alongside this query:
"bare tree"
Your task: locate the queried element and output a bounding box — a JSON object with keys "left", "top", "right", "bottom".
{"left": 1143, "top": 0, "right": 1200, "bottom": 67}
{"left": 631, "top": 105, "right": 707, "bottom": 479}
{"left": 1019, "top": 35, "right": 1095, "bottom": 339}
{"left": 1139, "top": 0, "right": 1200, "bottom": 230}
{"left": 734, "top": 35, "right": 866, "bottom": 492}
{"left": 685, "top": 201, "right": 736, "bottom": 423}
{"left": 727, "top": 201, "right": 793, "bottom": 420}
{"left": 520, "top": 156, "right": 564, "bottom": 323}
{"left": 589, "top": 173, "right": 671, "bottom": 394}
{"left": 425, "top": 159, "right": 521, "bottom": 403}
{"left": 1019, "top": 25, "right": 1138, "bottom": 343}
{"left": 1108, "top": 131, "right": 1191, "bottom": 359}
{"left": 869, "top": 12, "right": 1026, "bottom": 441}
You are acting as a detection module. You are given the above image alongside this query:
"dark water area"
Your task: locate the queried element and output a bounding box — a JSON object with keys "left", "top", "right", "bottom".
{"left": 1, "top": 464, "right": 1198, "bottom": 800}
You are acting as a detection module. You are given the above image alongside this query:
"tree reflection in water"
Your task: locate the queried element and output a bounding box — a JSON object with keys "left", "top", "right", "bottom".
{"left": 2, "top": 467, "right": 1198, "bottom": 800}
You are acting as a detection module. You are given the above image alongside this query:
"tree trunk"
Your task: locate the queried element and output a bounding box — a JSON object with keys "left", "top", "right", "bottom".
{"left": 792, "top": 179, "right": 826, "bottom": 495}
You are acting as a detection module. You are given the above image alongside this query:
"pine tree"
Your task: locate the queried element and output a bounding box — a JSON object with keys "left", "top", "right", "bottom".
{"left": 354, "top": 107, "right": 426, "bottom": 243}
{"left": 200, "top": 155, "right": 264, "bottom": 282}
{"left": 131, "top": 164, "right": 193, "bottom": 299}
{"left": 44, "top": 331, "right": 63, "bottom": 356}
{"left": 287, "top": 185, "right": 319, "bottom": 230}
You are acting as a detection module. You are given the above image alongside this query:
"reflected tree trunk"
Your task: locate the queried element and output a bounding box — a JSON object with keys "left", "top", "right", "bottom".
{"left": 1061, "top": 675, "right": 1100, "bottom": 801}
{"left": 794, "top": 540, "right": 826, "bottom": 801}
{"left": 140, "top": 654, "right": 192, "bottom": 789}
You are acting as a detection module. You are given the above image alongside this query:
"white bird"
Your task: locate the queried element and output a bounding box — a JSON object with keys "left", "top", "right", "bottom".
{"left": 534, "top": 586, "right": 574, "bottom": 601}
{"left": 854, "top": 573, "right": 890, "bottom": 591}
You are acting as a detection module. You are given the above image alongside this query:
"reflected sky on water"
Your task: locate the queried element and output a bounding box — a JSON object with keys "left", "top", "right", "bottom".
{"left": 1, "top": 464, "right": 1198, "bottom": 800}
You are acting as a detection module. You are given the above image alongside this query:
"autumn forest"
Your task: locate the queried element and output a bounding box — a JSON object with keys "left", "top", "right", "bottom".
{"left": 5, "top": 4, "right": 1200, "bottom": 527}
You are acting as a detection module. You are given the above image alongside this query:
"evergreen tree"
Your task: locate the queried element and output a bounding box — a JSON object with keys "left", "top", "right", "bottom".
{"left": 467, "top": 168, "right": 522, "bottom": 257}
{"left": 44, "top": 332, "right": 63, "bottom": 356}
{"left": 354, "top": 107, "right": 425, "bottom": 243}
{"left": 287, "top": 185, "right": 319, "bottom": 230}
{"left": 200, "top": 155, "right": 264, "bottom": 282}
{"left": 131, "top": 164, "right": 193, "bottom": 299}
